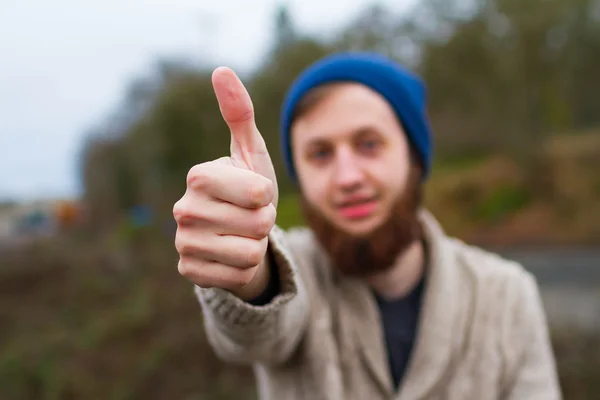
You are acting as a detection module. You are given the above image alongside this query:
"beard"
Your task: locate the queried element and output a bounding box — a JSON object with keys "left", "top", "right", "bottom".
{"left": 300, "top": 165, "right": 423, "bottom": 278}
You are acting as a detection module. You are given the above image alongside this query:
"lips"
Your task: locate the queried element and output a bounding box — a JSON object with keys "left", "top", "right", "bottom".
{"left": 337, "top": 196, "right": 379, "bottom": 220}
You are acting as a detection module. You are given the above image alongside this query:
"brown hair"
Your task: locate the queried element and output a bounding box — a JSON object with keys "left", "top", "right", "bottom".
{"left": 289, "top": 83, "right": 342, "bottom": 126}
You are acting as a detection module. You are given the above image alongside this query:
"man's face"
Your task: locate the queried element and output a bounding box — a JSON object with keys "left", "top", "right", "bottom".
{"left": 290, "top": 82, "right": 422, "bottom": 276}
{"left": 291, "top": 82, "right": 415, "bottom": 235}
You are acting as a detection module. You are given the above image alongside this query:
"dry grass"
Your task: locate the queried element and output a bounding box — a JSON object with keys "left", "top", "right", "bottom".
{"left": 1, "top": 233, "right": 598, "bottom": 399}
{"left": 0, "top": 234, "right": 256, "bottom": 400}
{"left": 425, "top": 133, "right": 600, "bottom": 246}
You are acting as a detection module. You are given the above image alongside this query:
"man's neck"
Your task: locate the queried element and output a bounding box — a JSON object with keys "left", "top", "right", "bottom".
{"left": 366, "top": 239, "right": 425, "bottom": 301}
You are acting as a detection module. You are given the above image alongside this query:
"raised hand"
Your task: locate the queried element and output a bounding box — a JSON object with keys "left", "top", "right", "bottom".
{"left": 173, "top": 67, "right": 278, "bottom": 299}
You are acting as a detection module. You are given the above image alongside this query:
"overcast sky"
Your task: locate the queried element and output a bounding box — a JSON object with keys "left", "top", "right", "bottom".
{"left": 0, "top": 0, "right": 414, "bottom": 202}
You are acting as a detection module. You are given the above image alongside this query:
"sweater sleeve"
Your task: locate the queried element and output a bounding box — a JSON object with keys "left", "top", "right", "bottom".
{"left": 194, "top": 224, "right": 310, "bottom": 366}
{"left": 502, "top": 272, "right": 563, "bottom": 400}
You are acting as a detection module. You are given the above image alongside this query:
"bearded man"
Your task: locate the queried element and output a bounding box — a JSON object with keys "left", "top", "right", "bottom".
{"left": 173, "top": 52, "right": 562, "bottom": 400}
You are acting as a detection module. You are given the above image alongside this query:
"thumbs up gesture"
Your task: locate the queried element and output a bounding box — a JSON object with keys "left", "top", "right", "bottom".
{"left": 174, "top": 67, "right": 278, "bottom": 299}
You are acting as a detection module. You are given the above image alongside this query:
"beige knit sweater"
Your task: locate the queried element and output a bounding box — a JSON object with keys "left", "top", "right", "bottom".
{"left": 195, "top": 210, "right": 562, "bottom": 400}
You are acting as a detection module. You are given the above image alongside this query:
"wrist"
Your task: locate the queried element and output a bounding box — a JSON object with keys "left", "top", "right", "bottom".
{"left": 229, "top": 254, "right": 271, "bottom": 301}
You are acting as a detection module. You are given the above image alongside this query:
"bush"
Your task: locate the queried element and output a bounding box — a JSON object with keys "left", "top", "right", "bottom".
{"left": 0, "top": 236, "right": 256, "bottom": 400}
{"left": 471, "top": 183, "right": 532, "bottom": 223}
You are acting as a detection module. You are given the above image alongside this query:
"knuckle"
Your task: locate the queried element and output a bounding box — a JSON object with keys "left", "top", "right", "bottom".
{"left": 266, "top": 179, "right": 275, "bottom": 202}
{"left": 174, "top": 230, "right": 205, "bottom": 257}
{"left": 243, "top": 240, "right": 265, "bottom": 268}
{"left": 172, "top": 199, "right": 188, "bottom": 221}
{"left": 266, "top": 203, "right": 277, "bottom": 225}
{"left": 173, "top": 195, "right": 199, "bottom": 223}
{"left": 174, "top": 230, "right": 184, "bottom": 252}
{"left": 179, "top": 259, "right": 212, "bottom": 288}
{"left": 255, "top": 204, "right": 276, "bottom": 237}
{"left": 177, "top": 258, "right": 193, "bottom": 279}
{"left": 174, "top": 234, "right": 188, "bottom": 255}
{"left": 262, "top": 179, "right": 275, "bottom": 203}
{"left": 186, "top": 164, "right": 212, "bottom": 189}
{"left": 173, "top": 196, "right": 210, "bottom": 224}
{"left": 247, "top": 178, "right": 271, "bottom": 207}
{"left": 246, "top": 185, "right": 264, "bottom": 207}
{"left": 175, "top": 240, "right": 194, "bottom": 256}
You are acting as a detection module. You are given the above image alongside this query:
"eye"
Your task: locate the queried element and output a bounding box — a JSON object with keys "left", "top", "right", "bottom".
{"left": 307, "top": 147, "right": 332, "bottom": 162}
{"left": 357, "top": 137, "right": 382, "bottom": 154}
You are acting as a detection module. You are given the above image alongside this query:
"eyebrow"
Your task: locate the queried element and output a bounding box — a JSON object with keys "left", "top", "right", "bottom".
{"left": 303, "top": 126, "right": 381, "bottom": 148}
{"left": 304, "top": 138, "right": 331, "bottom": 152}
{"left": 353, "top": 127, "right": 380, "bottom": 139}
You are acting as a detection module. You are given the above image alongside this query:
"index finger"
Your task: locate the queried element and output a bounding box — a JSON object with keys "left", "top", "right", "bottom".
{"left": 188, "top": 160, "right": 274, "bottom": 209}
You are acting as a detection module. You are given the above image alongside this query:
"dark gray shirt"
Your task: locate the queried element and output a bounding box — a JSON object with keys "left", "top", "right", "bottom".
{"left": 373, "top": 275, "right": 425, "bottom": 389}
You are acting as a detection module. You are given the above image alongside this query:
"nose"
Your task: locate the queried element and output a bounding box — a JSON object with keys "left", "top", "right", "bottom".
{"left": 331, "top": 146, "right": 364, "bottom": 190}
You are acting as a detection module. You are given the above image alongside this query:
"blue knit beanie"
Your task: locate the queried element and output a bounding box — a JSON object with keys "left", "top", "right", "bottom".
{"left": 280, "top": 51, "right": 433, "bottom": 182}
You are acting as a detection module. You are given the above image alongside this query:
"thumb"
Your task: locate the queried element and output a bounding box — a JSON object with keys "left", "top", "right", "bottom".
{"left": 211, "top": 66, "right": 279, "bottom": 208}
{"left": 212, "top": 66, "right": 268, "bottom": 171}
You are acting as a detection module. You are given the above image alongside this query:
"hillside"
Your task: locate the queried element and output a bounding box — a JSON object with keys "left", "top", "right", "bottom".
{"left": 427, "top": 132, "right": 600, "bottom": 246}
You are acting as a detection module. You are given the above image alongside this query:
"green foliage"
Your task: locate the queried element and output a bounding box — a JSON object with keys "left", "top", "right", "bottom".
{"left": 471, "top": 183, "right": 532, "bottom": 223}
{"left": 0, "top": 237, "right": 256, "bottom": 399}
{"left": 433, "top": 151, "right": 490, "bottom": 172}
{"left": 250, "top": 38, "right": 333, "bottom": 195}
{"left": 276, "top": 194, "right": 305, "bottom": 230}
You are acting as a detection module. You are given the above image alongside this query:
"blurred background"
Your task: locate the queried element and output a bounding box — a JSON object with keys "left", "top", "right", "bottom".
{"left": 1, "top": 0, "right": 599, "bottom": 398}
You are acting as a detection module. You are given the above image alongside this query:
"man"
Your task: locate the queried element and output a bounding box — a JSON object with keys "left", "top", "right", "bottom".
{"left": 173, "top": 52, "right": 562, "bottom": 400}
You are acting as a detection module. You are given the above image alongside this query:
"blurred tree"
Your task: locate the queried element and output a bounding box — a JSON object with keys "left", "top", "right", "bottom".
{"left": 132, "top": 65, "right": 229, "bottom": 219}
{"left": 274, "top": 3, "right": 298, "bottom": 49}
{"left": 250, "top": 39, "right": 333, "bottom": 194}
{"left": 336, "top": 5, "right": 396, "bottom": 57}
{"left": 78, "top": 0, "right": 600, "bottom": 232}
{"left": 415, "top": 0, "right": 600, "bottom": 163}
{"left": 79, "top": 136, "right": 123, "bottom": 229}
{"left": 251, "top": 6, "right": 333, "bottom": 195}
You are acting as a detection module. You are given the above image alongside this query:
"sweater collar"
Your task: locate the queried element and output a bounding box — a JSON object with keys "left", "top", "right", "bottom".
{"left": 334, "top": 209, "right": 464, "bottom": 398}
{"left": 395, "top": 209, "right": 463, "bottom": 399}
